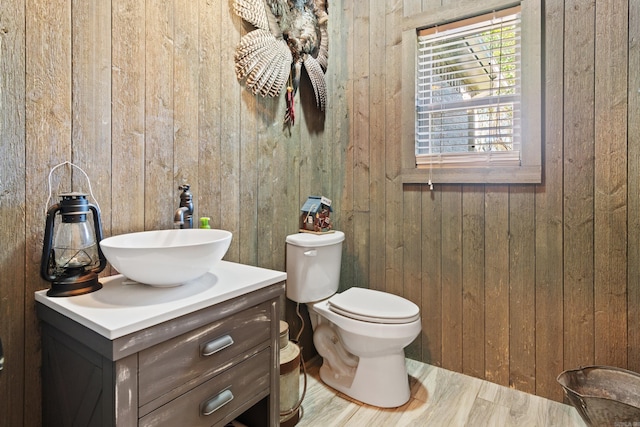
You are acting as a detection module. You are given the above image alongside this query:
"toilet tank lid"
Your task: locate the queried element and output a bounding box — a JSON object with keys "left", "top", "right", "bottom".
{"left": 286, "top": 231, "right": 345, "bottom": 247}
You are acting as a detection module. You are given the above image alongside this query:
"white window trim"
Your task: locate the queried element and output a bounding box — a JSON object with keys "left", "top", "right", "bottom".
{"left": 401, "top": 0, "right": 542, "bottom": 184}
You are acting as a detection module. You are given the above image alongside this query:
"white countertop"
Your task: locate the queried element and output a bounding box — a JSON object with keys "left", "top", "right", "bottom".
{"left": 35, "top": 261, "right": 286, "bottom": 340}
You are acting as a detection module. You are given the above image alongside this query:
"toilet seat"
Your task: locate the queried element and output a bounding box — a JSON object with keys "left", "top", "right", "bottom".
{"left": 328, "top": 287, "right": 420, "bottom": 324}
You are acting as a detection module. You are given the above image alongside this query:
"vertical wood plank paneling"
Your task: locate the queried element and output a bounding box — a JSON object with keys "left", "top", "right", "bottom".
{"left": 353, "top": 2, "right": 371, "bottom": 289}
{"left": 24, "top": 2, "right": 72, "bottom": 425}
{"left": 441, "top": 186, "right": 463, "bottom": 372}
{"left": 239, "top": 83, "right": 258, "bottom": 265}
{"left": 284, "top": 130, "right": 301, "bottom": 244}
{"left": 462, "top": 185, "right": 485, "bottom": 379}
{"left": 284, "top": 119, "right": 300, "bottom": 243}
{"left": 563, "top": 0, "right": 596, "bottom": 370}
{"left": 256, "top": 93, "right": 275, "bottom": 269}
{"left": 219, "top": 1, "right": 241, "bottom": 261}
{"left": 319, "top": 65, "right": 334, "bottom": 210}
{"left": 298, "top": 62, "right": 316, "bottom": 216}
{"left": 593, "top": 0, "right": 628, "bottom": 367}
{"left": 508, "top": 186, "right": 536, "bottom": 394}
{"left": 71, "top": 0, "right": 112, "bottom": 236}
{"left": 0, "top": 0, "right": 26, "bottom": 425}
{"left": 369, "top": 0, "right": 386, "bottom": 292}
{"left": 256, "top": 96, "right": 281, "bottom": 270}
{"left": 422, "top": 0, "right": 441, "bottom": 11}
{"left": 323, "top": 0, "right": 338, "bottom": 224}
{"left": 535, "top": 0, "right": 565, "bottom": 401}
{"left": 197, "top": 0, "right": 221, "bottom": 229}
{"left": 338, "top": 0, "right": 355, "bottom": 292}
{"left": 484, "top": 186, "right": 509, "bottom": 386}
{"left": 298, "top": 85, "right": 315, "bottom": 225}
{"left": 111, "top": 0, "right": 145, "bottom": 235}
{"left": 384, "top": 0, "right": 404, "bottom": 298}
{"left": 326, "top": 0, "right": 346, "bottom": 241}
{"left": 422, "top": 187, "right": 443, "bottom": 365}
{"left": 404, "top": 0, "right": 422, "bottom": 17}
{"left": 145, "top": 0, "right": 174, "bottom": 230}
{"left": 353, "top": 213, "right": 370, "bottom": 289}
{"left": 628, "top": 0, "right": 640, "bottom": 373}
{"left": 277, "top": 136, "right": 298, "bottom": 270}
{"left": 173, "top": 0, "right": 199, "bottom": 213}
{"left": 257, "top": 96, "right": 284, "bottom": 270}
{"left": 322, "top": 23, "right": 334, "bottom": 212}
{"left": 404, "top": 184, "right": 423, "bottom": 359}
{"left": 268, "top": 82, "right": 293, "bottom": 270}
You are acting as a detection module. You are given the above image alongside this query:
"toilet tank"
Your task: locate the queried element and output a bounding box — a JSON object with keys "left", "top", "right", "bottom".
{"left": 286, "top": 231, "right": 345, "bottom": 303}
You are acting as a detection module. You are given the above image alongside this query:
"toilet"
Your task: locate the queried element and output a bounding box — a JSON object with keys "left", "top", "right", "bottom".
{"left": 286, "top": 231, "right": 421, "bottom": 408}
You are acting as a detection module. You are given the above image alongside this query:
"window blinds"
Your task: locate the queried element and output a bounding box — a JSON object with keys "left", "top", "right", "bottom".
{"left": 416, "top": 6, "right": 522, "bottom": 168}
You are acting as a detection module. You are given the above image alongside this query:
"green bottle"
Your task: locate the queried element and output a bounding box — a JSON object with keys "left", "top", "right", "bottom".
{"left": 199, "top": 217, "right": 211, "bottom": 229}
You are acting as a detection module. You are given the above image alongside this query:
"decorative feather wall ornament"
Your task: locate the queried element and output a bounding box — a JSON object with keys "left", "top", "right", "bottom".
{"left": 233, "top": 0, "right": 329, "bottom": 128}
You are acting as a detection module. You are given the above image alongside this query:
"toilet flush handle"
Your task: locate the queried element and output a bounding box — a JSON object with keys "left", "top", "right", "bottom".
{"left": 304, "top": 249, "right": 317, "bottom": 256}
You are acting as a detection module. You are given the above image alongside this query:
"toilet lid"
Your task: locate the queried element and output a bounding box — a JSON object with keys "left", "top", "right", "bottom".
{"left": 328, "top": 287, "right": 420, "bottom": 324}
{"left": 286, "top": 231, "right": 345, "bottom": 247}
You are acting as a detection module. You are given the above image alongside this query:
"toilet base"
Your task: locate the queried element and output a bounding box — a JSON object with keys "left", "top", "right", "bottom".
{"left": 319, "top": 350, "right": 411, "bottom": 408}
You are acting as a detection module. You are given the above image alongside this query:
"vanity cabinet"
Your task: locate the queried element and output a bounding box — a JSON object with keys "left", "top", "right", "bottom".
{"left": 36, "top": 271, "right": 285, "bottom": 427}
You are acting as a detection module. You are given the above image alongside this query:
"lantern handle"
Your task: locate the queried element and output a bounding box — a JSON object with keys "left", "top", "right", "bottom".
{"left": 40, "top": 202, "right": 62, "bottom": 282}
{"left": 89, "top": 203, "right": 108, "bottom": 274}
{"left": 45, "top": 161, "right": 100, "bottom": 216}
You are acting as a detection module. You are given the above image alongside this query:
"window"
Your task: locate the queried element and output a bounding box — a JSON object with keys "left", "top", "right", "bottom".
{"left": 401, "top": 1, "right": 542, "bottom": 184}
{"left": 417, "top": 7, "right": 521, "bottom": 166}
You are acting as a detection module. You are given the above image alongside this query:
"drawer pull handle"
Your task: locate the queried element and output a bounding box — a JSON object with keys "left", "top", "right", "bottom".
{"left": 201, "top": 335, "right": 234, "bottom": 356}
{"left": 202, "top": 389, "right": 234, "bottom": 416}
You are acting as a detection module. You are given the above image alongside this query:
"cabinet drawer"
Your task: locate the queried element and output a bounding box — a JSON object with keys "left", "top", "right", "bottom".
{"left": 139, "top": 348, "right": 270, "bottom": 427}
{"left": 139, "top": 301, "right": 271, "bottom": 407}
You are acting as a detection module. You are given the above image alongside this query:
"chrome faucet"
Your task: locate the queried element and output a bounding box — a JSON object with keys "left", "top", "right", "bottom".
{"left": 174, "top": 184, "right": 194, "bottom": 229}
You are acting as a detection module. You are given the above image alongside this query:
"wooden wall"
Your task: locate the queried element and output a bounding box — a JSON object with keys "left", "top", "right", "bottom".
{"left": 400, "top": 0, "right": 639, "bottom": 401}
{"left": 0, "top": 0, "right": 638, "bottom": 425}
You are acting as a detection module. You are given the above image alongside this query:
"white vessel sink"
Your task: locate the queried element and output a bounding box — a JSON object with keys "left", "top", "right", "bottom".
{"left": 100, "top": 229, "right": 232, "bottom": 286}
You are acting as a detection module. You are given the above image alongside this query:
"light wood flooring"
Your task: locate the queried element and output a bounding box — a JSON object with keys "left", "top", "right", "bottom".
{"left": 294, "top": 358, "right": 586, "bottom": 426}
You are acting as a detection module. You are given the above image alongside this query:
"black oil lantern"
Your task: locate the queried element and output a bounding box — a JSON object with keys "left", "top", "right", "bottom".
{"left": 40, "top": 192, "right": 107, "bottom": 297}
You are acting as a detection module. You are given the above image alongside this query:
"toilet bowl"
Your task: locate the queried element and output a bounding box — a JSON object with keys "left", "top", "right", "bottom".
{"left": 285, "top": 231, "right": 422, "bottom": 408}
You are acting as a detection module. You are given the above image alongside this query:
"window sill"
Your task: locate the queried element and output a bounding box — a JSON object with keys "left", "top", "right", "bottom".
{"left": 400, "top": 165, "right": 542, "bottom": 185}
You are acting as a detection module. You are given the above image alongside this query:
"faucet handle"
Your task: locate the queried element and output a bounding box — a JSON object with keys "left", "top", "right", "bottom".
{"left": 178, "top": 183, "right": 194, "bottom": 227}
{"left": 178, "top": 184, "right": 193, "bottom": 206}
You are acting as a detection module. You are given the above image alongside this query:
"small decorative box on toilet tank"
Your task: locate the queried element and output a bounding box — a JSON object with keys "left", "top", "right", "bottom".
{"left": 300, "top": 196, "right": 333, "bottom": 233}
